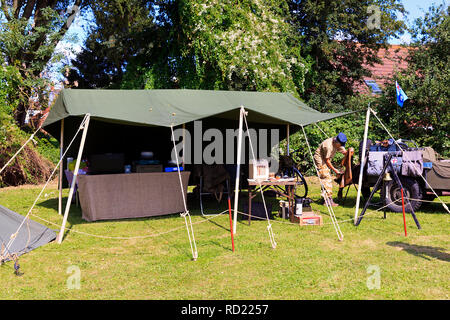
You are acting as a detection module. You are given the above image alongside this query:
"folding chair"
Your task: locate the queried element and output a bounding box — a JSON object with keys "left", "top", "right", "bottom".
{"left": 200, "top": 176, "right": 231, "bottom": 216}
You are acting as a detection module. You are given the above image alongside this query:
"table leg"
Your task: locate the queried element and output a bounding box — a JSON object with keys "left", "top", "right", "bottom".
{"left": 288, "top": 186, "right": 295, "bottom": 223}
{"left": 288, "top": 186, "right": 296, "bottom": 223}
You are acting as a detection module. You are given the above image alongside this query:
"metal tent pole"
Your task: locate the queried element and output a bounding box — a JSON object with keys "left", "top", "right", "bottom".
{"left": 58, "top": 119, "right": 64, "bottom": 216}
{"left": 287, "top": 124, "right": 290, "bottom": 155}
{"left": 57, "top": 115, "right": 91, "bottom": 244}
{"left": 354, "top": 105, "right": 371, "bottom": 225}
{"left": 233, "top": 106, "right": 246, "bottom": 235}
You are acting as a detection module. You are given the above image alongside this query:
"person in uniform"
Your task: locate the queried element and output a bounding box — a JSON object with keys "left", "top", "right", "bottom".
{"left": 313, "top": 132, "right": 348, "bottom": 207}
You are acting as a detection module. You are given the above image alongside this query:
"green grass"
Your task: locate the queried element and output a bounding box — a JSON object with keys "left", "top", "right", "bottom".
{"left": 0, "top": 178, "right": 449, "bottom": 300}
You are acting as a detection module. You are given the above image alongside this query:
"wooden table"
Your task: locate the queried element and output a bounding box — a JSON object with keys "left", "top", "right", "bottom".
{"left": 247, "top": 179, "right": 297, "bottom": 224}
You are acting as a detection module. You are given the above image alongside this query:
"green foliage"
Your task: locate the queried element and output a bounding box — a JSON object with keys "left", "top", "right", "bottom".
{"left": 74, "top": 0, "right": 309, "bottom": 94}
{"left": 375, "top": 4, "right": 450, "bottom": 157}
{"left": 289, "top": 0, "right": 407, "bottom": 112}
{"left": 0, "top": 1, "right": 86, "bottom": 124}
{"left": 173, "top": 0, "right": 308, "bottom": 93}
{"left": 35, "top": 134, "right": 60, "bottom": 165}
{"left": 1, "top": 80, "right": 58, "bottom": 187}
{"left": 285, "top": 113, "right": 365, "bottom": 176}
{"left": 69, "top": 0, "right": 157, "bottom": 89}
{"left": 0, "top": 1, "right": 77, "bottom": 185}
{"left": 0, "top": 64, "right": 23, "bottom": 115}
{"left": 71, "top": 0, "right": 408, "bottom": 103}
{"left": 0, "top": 111, "right": 57, "bottom": 187}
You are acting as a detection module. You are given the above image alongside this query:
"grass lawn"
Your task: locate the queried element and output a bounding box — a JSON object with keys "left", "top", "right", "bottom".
{"left": 0, "top": 178, "right": 449, "bottom": 300}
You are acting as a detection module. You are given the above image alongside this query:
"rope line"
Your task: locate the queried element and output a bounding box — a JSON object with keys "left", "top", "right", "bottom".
{"left": 0, "top": 125, "right": 43, "bottom": 175}
{"left": 314, "top": 123, "right": 330, "bottom": 139}
{"left": 242, "top": 111, "right": 277, "bottom": 249}
{"left": 406, "top": 197, "right": 450, "bottom": 204}
{"left": 301, "top": 125, "right": 344, "bottom": 241}
{"left": 170, "top": 124, "right": 198, "bottom": 260}
{"left": 28, "top": 210, "right": 227, "bottom": 241}
{"left": 5, "top": 115, "right": 89, "bottom": 253}
{"left": 370, "top": 109, "right": 450, "bottom": 214}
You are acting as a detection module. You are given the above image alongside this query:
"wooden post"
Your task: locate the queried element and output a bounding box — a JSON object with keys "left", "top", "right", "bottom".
{"left": 287, "top": 124, "right": 290, "bottom": 155}
{"left": 233, "top": 106, "right": 245, "bottom": 235}
{"left": 182, "top": 123, "right": 186, "bottom": 167}
{"left": 57, "top": 115, "right": 91, "bottom": 244}
{"left": 227, "top": 193, "right": 235, "bottom": 252}
{"left": 354, "top": 106, "right": 371, "bottom": 225}
{"left": 58, "top": 119, "right": 64, "bottom": 215}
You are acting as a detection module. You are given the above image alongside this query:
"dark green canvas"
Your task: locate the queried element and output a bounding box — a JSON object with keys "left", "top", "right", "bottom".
{"left": 43, "top": 89, "right": 353, "bottom": 128}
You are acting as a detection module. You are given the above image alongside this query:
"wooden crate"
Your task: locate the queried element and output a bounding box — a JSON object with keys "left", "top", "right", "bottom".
{"left": 299, "top": 213, "right": 323, "bottom": 226}
{"left": 290, "top": 211, "right": 323, "bottom": 226}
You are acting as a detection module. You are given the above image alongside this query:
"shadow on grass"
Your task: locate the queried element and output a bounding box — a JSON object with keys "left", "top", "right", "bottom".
{"left": 37, "top": 196, "right": 182, "bottom": 225}
{"left": 387, "top": 241, "right": 450, "bottom": 262}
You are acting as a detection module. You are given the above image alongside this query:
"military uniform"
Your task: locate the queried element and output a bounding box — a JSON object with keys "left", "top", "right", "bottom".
{"left": 314, "top": 137, "right": 346, "bottom": 198}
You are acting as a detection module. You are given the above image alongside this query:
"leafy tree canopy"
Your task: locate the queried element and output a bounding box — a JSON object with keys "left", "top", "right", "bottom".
{"left": 375, "top": 3, "right": 450, "bottom": 156}
{"left": 289, "top": 0, "right": 407, "bottom": 112}
{"left": 0, "top": 0, "right": 89, "bottom": 125}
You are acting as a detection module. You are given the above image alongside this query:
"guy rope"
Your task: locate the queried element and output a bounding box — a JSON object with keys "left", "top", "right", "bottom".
{"left": 0, "top": 125, "right": 43, "bottom": 176}
{"left": 170, "top": 122, "right": 198, "bottom": 261}
{"left": 301, "top": 125, "right": 344, "bottom": 241}
{"left": 242, "top": 109, "right": 277, "bottom": 249}
{"left": 370, "top": 108, "right": 450, "bottom": 215}
{"left": 3, "top": 115, "right": 89, "bottom": 254}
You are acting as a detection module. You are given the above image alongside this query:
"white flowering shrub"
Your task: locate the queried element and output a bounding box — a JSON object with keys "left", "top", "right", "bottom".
{"left": 179, "top": 0, "right": 308, "bottom": 94}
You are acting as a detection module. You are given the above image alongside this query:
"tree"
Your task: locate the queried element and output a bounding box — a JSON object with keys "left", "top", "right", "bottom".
{"left": 74, "top": 0, "right": 309, "bottom": 94}
{"left": 171, "top": 0, "right": 308, "bottom": 93}
{"left": 68, "top": 0, "right": 158, "bottom": 89}
{"left": 0, "top": 0, "right": 89, "bottom": 125}
{"left": 376, "top": 4, "right": 450, "bottom": 157}
{"left": 288, "top": 0, "right": 407, "bottom": 112}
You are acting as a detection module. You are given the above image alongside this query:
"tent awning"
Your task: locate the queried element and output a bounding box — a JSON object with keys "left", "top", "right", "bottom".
{"left": 43, "top": 89, "right": 354, "bottom": 128}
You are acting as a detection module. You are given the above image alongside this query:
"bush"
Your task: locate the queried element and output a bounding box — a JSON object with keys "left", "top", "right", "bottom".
{"left": 0, "top": 112, "right": 56, "bottom": 187}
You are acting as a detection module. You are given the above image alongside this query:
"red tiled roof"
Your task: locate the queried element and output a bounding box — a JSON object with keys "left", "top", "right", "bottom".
{"left": 356, "top": 45, "right": 410, "bottom": 94}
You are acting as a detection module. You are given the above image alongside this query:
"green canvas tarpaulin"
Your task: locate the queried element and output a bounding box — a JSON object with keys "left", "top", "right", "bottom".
{"left": 43, "top": 89, "right": 352, "bottom": 128}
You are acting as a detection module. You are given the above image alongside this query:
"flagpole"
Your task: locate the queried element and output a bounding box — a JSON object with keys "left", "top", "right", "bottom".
{"left": 396, "top": 81, "right": 400, "bottom": 138}
{"left": 397, "top": 102, "right": 400, "bottom": 139}
{"left": 395, "top": 81, "right": 408, "bottom": 139}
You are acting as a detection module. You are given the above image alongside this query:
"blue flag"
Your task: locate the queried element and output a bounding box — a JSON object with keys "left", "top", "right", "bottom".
{"left": 396, "top": 81, "right": 408, "bottom": 107}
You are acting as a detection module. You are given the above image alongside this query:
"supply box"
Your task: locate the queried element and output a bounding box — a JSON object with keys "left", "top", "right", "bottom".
{"left": 249, "top": 159, "right": 269, "bottom": 180}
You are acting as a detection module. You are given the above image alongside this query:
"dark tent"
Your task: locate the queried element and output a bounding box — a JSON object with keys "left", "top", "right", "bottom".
{"left": 43, "top": 89, "right": 354, "bottom": 179}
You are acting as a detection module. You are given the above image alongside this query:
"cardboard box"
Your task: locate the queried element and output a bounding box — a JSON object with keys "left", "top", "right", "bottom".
{"left": 249, "top": 159, "right": 269, "bottom": 180}
{"left": 290, "top": 211, "right": 323, "bottom": 226}
{"left": 299, "top": 213, "right": 323, "bottom": 226}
